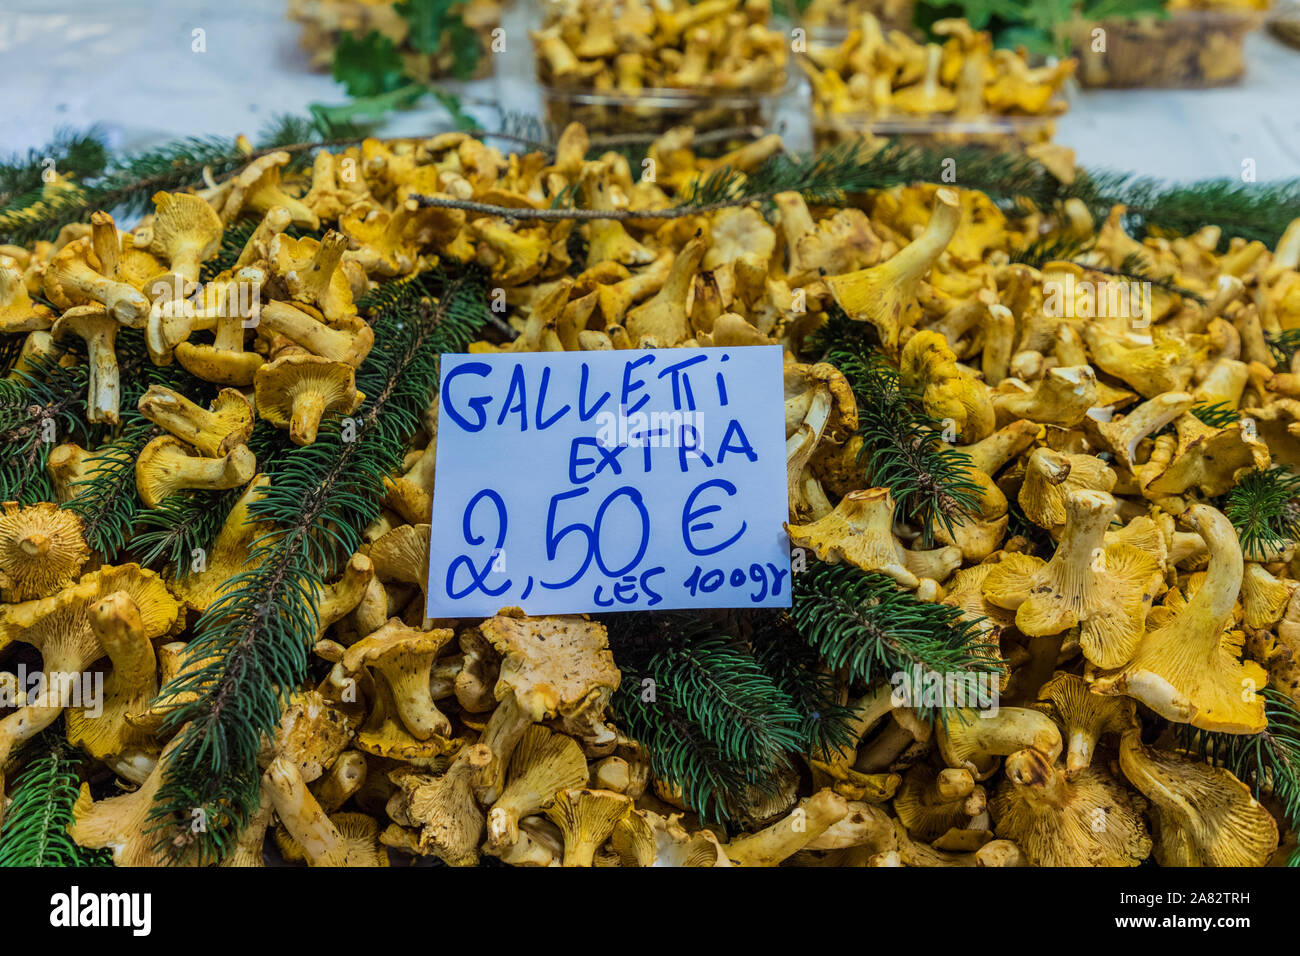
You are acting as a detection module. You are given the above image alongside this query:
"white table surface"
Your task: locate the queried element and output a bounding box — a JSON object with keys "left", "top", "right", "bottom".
{"left": 2, "top": 0, "right": 1298, "bottom": 184}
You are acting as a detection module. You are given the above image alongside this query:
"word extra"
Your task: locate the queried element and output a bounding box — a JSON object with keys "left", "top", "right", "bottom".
{"left": 427, "top": 347, "right": 791, "bottom": 616}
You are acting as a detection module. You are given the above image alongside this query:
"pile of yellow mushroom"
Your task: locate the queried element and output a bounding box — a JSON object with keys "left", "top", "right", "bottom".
{"left": 1, "top": 119, "right": 1299, "bottom": 866}
{"left": 802, "top": 15, "right": 1075, "bottom": 150}
{"left": 534, "top": 0, "right": 790, "bottom": 133}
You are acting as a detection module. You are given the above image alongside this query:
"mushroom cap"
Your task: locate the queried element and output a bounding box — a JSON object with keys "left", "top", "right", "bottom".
{"left": 1118, "top": 729, "right": 1278, "bottom": 867}
{"left": 342, "top": 619, "right": 454, "bottom": 740}
{"left": 544, "top": 787, "right": 633, "bottom": 867}
{"left": 367, "top": 523, "right": 430, "bottom": 596}
{"left": 785, "top": 487, "right": 918, "bottom": 588}
{"left": 135, "top": 434, "right": 256, "bottom": 508}
{"left": 983, "top": 489, "right": 1162, "bottom": 669}
{"left": 892, "top": 763, "right": 975, "bottom": 840}
{"left": 254, "top": 353, "right": 363, "bottom": 446}
{"left": 489, "top": 723, "right": 590, "bottom": 848}
{"left": 0, "top": 563, "right": 182, "bottom": 674}
{"left": 272, "top": 689, "right": 354, "bottom": 783}
{"left": 0, "top": 501, "right": 90, "bottom": 600}
{"left": 481, "top": 611, "right": 621, "bottom": 721}
{"left": 990, "top": 747, "right": 1150, "bottom": 867}
{"left": 1037, "top": 672, "right": 1133, "bottom": 776}
{"left": 148, "top": 191, "right": 224, "bottom": 281}
{"left": 138, "top": 384, "right": 254, "bottom": 457}
{"left": 0, "top": 254, "right": 52, "bottom": 332}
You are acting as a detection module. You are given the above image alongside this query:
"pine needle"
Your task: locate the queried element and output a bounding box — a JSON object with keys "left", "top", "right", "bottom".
{"left": 0, "top": 729, "right": 111, "bottom": 867}
{"left": 790, "top": 562, "right": 1002, "bottom": 722}
{"left": 1224, "top": 467, "right": 1300, "bottom": 557}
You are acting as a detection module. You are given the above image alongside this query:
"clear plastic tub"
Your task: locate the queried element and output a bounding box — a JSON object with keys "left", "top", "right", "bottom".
{"left": 1066, "top": 8, "right": 1267, "bottom": 88}
{"left": 540, "top": 78, "right": 791, "bottom": 137}
{"left": 811, "top": 111, "right": 1059, "bottom": 153}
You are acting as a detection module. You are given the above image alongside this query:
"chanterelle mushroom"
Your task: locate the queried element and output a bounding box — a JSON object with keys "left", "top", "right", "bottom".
{"left": 135, "top": 434, "right": 256, "bottom": 507}
{"left": 488, "top": 723, "right": 588, "bottom": 848}
{"left": 982, "top": 490, "right": 1163, "bottom": 669}
{"left": 1091, "top": 503, "right": 1268, "bottom": 734}
{"left": 0, "top": 501, "right": 89, "bottom": 601}
{"left": 826, "top": 188, "right": 961, "bottom": 352}
{"left": 342, "top": 620, "right": 454, "bottom": 741}
{"left": 147, "top": 190, "right": 224, "bottom": 285}
{"left": 990, "top": 747, "right": 1151, "bottom": 867}
{"left": 137, "top": 384, "right": 254, "bottom": 457}
{"left": 51, "top": 304, "right": 120, "bottom": 424}
{"left": 476, "top": 611, "right": 620, "bottom": 804}
{"left": 1037, "top": 672, "right": 1133, "bottom": 777}
{"left": 254, "top": 353, "right": 364, "bottom": 446}
{"left": 1118, "top": 728, "right": 1278, "bottom": 867}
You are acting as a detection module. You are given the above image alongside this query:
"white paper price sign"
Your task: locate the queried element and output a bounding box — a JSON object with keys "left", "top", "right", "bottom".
{"left": 427, "top": 346, "right": 792, "bottom": 617}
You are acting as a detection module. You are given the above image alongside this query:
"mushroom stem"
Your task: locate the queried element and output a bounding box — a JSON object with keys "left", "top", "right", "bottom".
{"left": 475, "top": 692, "right": 534, "bottom": 805}
{"left": 264, "top": 755, "right": 349, "bottom": 867}
{"left": 90, "top": 592, "right": 155, "bottom": 691}
{"left": 290, "top": 391, "right": 328, "bottom": 445}
{"left": 258, "top": 300, "right": 367, "bottom": 365}
{"left": 725, "top": 790, "right": 850, "bottom": 866}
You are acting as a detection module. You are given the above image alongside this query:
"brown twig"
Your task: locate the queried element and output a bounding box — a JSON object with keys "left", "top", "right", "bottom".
{"left": 408, "top": 191, "right": 774, "bottom": 221}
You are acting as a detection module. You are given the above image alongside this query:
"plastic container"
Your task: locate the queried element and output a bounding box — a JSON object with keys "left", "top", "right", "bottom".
{"left": 540, "top": 78, "right": 792, "bottom": 137}
{"left": 811, "top": 111, "right": 1059, "bottom": 153}
{"left": 1066, "top": 8, "right": 1266, "bottom": 88}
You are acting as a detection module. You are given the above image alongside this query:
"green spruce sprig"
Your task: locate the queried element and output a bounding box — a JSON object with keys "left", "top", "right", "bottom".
{"left": 749, "top": 610, "right": 859, "bottom": 761}
{"left": 813, "top": 311, "right": 982, "bottom": 545}
{"left": 606, "top": 611, "right": 804, "bottom": 823}
{"left": 1224, "top": 467, "right": 1300, "bottom": 557}
{"left": 0, "top": 729, "right": 111, "bottom": 867}
{"left": 147, "top": 268, "right": 487, "bottom": 863}
{"left": 0, "top": 127, "right": 109, "bottom": 208}
{"left": 0, "top": 122, "right": 355, "bottom": 246}
{"left": 1190, "top": 401, "right": 1241, "bottom": 429}
{"left": 1267, "top": 329, "right": 1300, "bottom": 367}
{"left": 0, "top": 345, "right": 92, "bottom": 503}
{"left": 790, "top": 563, "right": 1001, "bottom": 721}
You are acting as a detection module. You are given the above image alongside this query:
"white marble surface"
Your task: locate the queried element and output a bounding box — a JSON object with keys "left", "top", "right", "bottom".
{"left": 1, "top": 0, "right": 1298, "bottom": 183}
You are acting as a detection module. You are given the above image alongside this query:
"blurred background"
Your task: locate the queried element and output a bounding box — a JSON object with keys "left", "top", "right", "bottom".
{"left": 2, "top": 0, "right": 1298, "bottom": 181}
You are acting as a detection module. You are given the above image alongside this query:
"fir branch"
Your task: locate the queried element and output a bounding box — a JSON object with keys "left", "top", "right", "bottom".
{"left": 749, "top": 609, "right": 859, "bottom": 761}
{"left": 0, "top": 124, "right": 360, "bottom": 246}
{"left": 1190, "top": 401, "right": 1241, "bottom": 429}
{"left": 0, "top": 346, "right": 92, "bottom": 504}
{"left": 814, "top": 310, "right": 982, "bottom": 545}
{"left": 1178, "top": 689, "right": 1300, "bottom": 865}
{"left": 61, "top": 419, "right": 157, "bottom": 558}
{"left": 606, "top": 611, "right": 803, "bottom": 822}
{"left": 790, "top": 563, "right": 1001, "bottom": 721}
{"left": 0, "top": 127, "right": 109, "bottom": 207}
{"left": 148, "top": 268, "right": 488, "bottom": 863}
{"left": 1267, "top": 329, "right": 1300, "bottom": 367}
{"left": 1224, "top": 467, "right": 1300, "bottom": 557}
{"left": 0, "top": 728, "right": 111, "bottom": 867}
